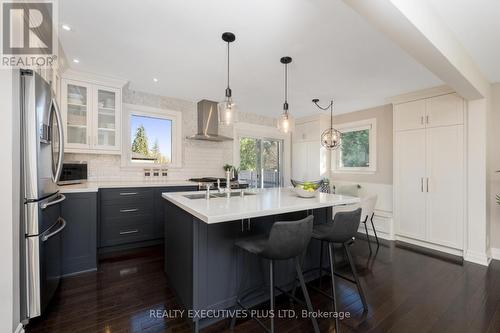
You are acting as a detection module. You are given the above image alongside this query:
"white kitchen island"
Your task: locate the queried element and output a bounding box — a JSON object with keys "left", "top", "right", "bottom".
{"left": 162, "top": 187, "right": 359, "bottom": 331}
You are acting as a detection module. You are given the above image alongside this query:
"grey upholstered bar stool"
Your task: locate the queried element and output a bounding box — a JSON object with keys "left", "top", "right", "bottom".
{"left": 230, "top": 215, "right": 319, "bottom": 333}
{"left": 310, "top": 208, "right": 368, "bottom": 332}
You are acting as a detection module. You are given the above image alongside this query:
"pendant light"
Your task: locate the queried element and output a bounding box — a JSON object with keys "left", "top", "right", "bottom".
{"left": 218, "top": 32, "right": 238, "bottom": 125}
{"left": 313, "top": 99, "right": 342, "bottom": 150}
{"left": 278, "top": 56, "right": 295, "bottom": 133}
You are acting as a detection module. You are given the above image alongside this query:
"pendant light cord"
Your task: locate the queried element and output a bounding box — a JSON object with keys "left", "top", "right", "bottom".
{"left": 284, "top": 62, "right": 288, "bottom": 113}
{"left": 227, "top": 42, "right": 230, "bottom": 89}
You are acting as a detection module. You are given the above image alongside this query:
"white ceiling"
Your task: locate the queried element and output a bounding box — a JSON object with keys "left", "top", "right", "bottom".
{"left": 59, "top": 0, "right": 441, "bottom": 117}
{"left": 429, "top": 0, "right": 500, "bottom": 84}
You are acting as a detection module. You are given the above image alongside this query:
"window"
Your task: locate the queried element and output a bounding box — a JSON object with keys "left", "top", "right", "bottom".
{"left": 122, "top": 104, "right": 182, "bottom": 167}
{"left": 130, "top": 115, "right": 172, "bottom": 164}
{"left": 333, "top": 118, "right": 376, "bottom": 173}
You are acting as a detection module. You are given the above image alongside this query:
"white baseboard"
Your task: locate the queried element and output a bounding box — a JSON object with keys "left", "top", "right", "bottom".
{"left": 395, "top": 235, "right": 463, "bottom": 257}
{"left": 489, "top": 247, "right": 500, "bottom": 261}
{"left": 464, "top": 249, "right": 492, "bottom": 266}
{"left": 14, "top": 323, "right": 24, "bottom": 333}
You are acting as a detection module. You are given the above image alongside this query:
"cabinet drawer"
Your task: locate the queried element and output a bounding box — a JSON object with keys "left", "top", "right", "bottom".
{"left": 100, "top": 219, "right": 156, "bottom": 247}
{"left": 100, "top": 188, "right": 153, "bottom": 203}
{"left": 101, "top": 201, "right": 153, "bottom": 220}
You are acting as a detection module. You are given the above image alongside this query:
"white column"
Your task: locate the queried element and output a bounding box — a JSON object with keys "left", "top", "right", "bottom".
{"left": 464, "top": 97, "right": 492, "bottom": 265}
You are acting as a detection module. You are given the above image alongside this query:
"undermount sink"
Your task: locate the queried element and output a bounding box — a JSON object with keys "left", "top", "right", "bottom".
{"left": 183, "top": 192, "right": 256, "bottom": 200}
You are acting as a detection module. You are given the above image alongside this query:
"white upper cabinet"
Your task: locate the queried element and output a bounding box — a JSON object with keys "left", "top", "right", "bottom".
{"left": 425, "top": 93, "right": 464, "bottom": 128}
{"left": 394, "top": 93, "right": 464, "bottom": 131}
{"left": 61, "top": 71, "right": 125, "bottom": 154}
{"left": 394, "top": 99, "right": 426, "bottom": 131}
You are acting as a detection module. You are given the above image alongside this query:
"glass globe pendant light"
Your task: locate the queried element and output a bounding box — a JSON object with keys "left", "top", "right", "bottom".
{"left": 218, "top": 32, "right": 238, "bottom": 126}
{"left": 312, "top": 99, "right": 342, "bottom": 150}
{"left": 278, "top": 56, "right": 295, "bottom": 133}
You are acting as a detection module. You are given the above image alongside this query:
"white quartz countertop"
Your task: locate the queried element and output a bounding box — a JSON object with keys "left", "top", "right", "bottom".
{"left": 162, "top": 187, "right": 360, "bottom": 224}
{"left": 58, "top": 180, "right": 199, "bottom": 193}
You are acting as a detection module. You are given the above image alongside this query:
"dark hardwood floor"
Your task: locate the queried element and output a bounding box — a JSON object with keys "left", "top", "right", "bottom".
{"left": 26, "top": 239, "right": 500, "bottom": 333}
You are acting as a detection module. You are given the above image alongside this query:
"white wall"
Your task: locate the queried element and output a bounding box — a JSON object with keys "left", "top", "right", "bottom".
{"left": 0, "top": 69, "right": 21, "bottom": 332}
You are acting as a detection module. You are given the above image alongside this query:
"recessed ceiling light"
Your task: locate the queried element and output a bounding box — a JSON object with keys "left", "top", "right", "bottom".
{"left": 62, "top": 24, "right": 71, "bottom": 31}
{"left": 72, "top": 59, "right": 80, "bottom": 63}
{"left": 153, "top": 78, "right": 158, "bottom": 82}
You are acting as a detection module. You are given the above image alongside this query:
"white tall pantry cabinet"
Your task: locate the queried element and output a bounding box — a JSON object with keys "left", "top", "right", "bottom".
{"left": 394, "top": 93, "right": 465, "bottom": 253}
{"left": 291, "top": 115, "right": 330, "bottom": 181}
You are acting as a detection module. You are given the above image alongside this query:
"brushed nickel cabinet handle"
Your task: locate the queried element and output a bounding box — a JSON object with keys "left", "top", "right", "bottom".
{"left": 119, "top": 192, "right": 138, "bottom": 196}
{"left": 120, "top": 208, "right": 138, "bottom": 213}
{"left": 426, "top": 178, "right": 430, "bottom": 192}
{"left": 119, "top": 229, "right": 139, "bottom": 235}
{"left": 420, "top": 116, "right": 424, "bottom": 125}
{"left": 426, "top": 115, "right": 429, "bottom": 124}
{"left": 421, "top": 178, "right": 424, "bottom": 192}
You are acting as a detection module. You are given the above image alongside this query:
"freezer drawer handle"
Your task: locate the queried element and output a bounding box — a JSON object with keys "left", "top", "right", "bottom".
{"left": 119, "top": 192, "right": 138, "bottom": 196}
{"left": 120, "top": 208, "right": 139, "bottom": 213}
{"left": 42, "top": 218, "right": 67, "bottom": 242}
{"left": 40, "top": 194, "right": 66, "bottom": 210}
{"left": 119, "top": 229, "right": 139, "bottom": 235}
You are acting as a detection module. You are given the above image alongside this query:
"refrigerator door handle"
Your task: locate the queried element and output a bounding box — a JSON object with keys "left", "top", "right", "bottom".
{"left": 41, "top": 217, "right": 66, "bottom": 242}
{"left": 50, "top": 98, "right": 65, "bottom": 183}
{"left": 40, "top": 194, "right": 66, "bottom": 210}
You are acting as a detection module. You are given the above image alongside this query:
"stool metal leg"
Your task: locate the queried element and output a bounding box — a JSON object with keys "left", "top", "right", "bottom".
{"left": 343, "top": 243, "right": 368, "bottom": 312}
{"left": 370, "top": 213, "right": 380, "bottom": 246}
{"left": 295, "top": 257, "right": 320, "bottom": 333}
{"left": 269, "top": 260, "right": 275, "bottom": 333}
{"left": 363, "top": 216, "right": 372, "bottom": 253}
{"left": 319, "top": 240, "right": 324, "bottom": 288}
{"left": 328, "top": 243, "right": 340, "bottom": 333}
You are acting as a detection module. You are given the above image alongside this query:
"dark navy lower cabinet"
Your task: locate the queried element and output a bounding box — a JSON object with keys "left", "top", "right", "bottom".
{"left": 61, "top": 192, "right": 97, "bottom": 276}
{"left": 99, "top": 186, "right": 198, "bottom": 252}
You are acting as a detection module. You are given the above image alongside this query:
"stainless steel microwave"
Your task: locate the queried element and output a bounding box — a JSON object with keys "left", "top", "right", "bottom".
{"left": 58, "top": 162, "right": 87, "bottom": 185}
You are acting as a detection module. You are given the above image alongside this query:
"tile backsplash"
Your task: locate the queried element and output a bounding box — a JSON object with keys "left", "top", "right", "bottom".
{"left": 65, "top": 87, "right": 276, "bottom": 181}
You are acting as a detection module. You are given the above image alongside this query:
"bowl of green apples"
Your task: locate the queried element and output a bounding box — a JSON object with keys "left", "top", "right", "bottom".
{"left": 293, "top": 181, "right": 321, "bottom": 198}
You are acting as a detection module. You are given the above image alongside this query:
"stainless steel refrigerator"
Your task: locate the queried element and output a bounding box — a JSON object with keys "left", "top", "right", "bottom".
{"left": 20, "top": 69, "right": 66, "bottom": 322}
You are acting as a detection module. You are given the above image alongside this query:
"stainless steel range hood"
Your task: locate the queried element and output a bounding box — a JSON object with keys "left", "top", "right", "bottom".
{"left": 187, "top": 99, "right": 233, "bottom": 141}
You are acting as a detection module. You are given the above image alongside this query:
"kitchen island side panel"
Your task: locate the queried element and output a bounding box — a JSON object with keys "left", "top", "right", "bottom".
{"left": 164, "top": 200, "right": 194, "bottom": 310}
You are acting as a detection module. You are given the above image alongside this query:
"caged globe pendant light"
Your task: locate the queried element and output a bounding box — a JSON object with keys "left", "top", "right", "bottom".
{"left": 218, "top": 32, "right": 238, "bottom": 126}
{"left": 277, "top": 56, "right": 295, "bottom": 133}
{"left": 312, "top": 98, "right": 342, "bottom": 150}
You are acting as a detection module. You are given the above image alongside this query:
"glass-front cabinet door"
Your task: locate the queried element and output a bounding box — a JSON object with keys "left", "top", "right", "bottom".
{"left": 61, "top": 78, "right": 121, "bottom": 153}
{"left": 63, "top": 80, "right": 91, "bottom": 148}
{"left": 93, "top": 86, "right": 120, "bottom": 151}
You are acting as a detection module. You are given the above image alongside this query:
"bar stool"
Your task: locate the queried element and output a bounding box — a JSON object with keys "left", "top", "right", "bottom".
{"left": 230, "top": 215, "right": 319, "bottom": 333}
{"left": 310, "top": 208, "right": 368, "bottom": 332}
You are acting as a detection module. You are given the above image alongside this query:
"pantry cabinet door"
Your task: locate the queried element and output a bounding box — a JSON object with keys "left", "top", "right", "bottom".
{"left": 394, "top": 129, "right": 427, "bottom": 240}
{"left": 425, "top": 125, "right": 464, "bottom": 249}
{"left": 394, "top": 99, "right": 426, "bottom": 131}
{"left": 425, "top": 93, "right": 464, "bottom": 128}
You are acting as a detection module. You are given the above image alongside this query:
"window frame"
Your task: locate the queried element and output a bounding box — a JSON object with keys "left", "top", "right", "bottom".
{"left": 121, "top": 103, "right": 182, "bottom": 168}
{"left": 332, "top": 118, "right": 377, "bottom": 174}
